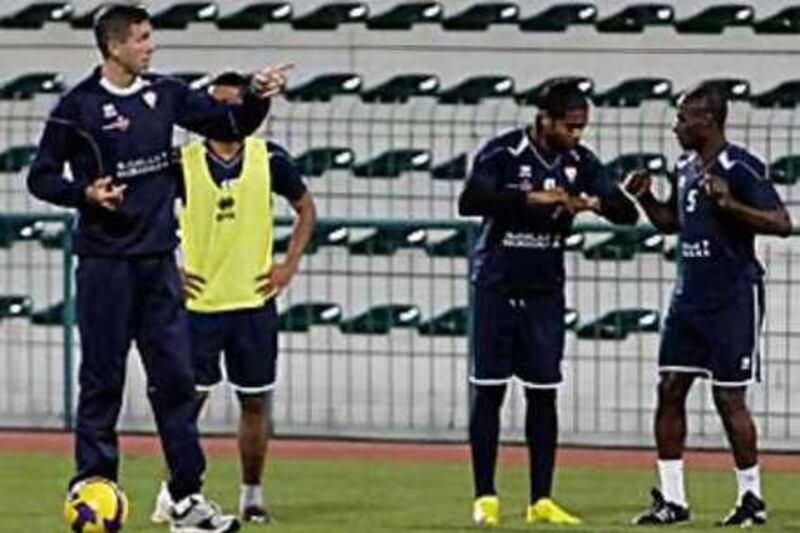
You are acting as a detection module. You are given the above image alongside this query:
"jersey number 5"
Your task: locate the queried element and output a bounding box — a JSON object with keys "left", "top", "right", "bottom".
{"left": 686, "top": 189, "right": 698, "bottom": 213}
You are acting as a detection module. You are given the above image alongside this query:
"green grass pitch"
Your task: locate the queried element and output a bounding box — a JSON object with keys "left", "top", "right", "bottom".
{"left": 2, "top": 452, "right": 799, "bottom": 532}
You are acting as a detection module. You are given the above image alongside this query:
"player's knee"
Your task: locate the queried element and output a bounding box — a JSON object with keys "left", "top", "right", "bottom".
{"left": 238, "top": 393, "right": 268, "bottom": 416}
{"left": 474, "top": 384, "right": 506, "bottom": 409}
{"left": 712, "top": 387, "right": 747, "bottom": 416}
{"left": 657, "top": 374, "right": 690, "bottom": 406}
{"left": 524, "top": 387, "right": 556, "bottom": 405}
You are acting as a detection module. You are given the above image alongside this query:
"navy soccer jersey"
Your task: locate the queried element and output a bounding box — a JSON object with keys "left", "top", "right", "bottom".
{"left": 659, "top": 143, "right": 783, "bottom": 384}
{"left": 27, "top": 67, "right": 270, "bottom": 256}
{"left": 671, "top": 144, "right": 784, "bottom": 311}
{"left": 460, "top": 128, "right": 638, "bottom": 386}
{"left": 460, "top": 127, "right": 638, "bottom": 293}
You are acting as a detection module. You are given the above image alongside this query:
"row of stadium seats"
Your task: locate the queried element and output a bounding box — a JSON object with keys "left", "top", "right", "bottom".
{"left": 3, "top": 71, "right": 800, "bottom": 107}
{"left": 0, "top": 215, "right": 691, "bottom": 264}
{"left": 4, "top": 142, "right": 799, "bottom": 186}
{"left": 6, "top": 294, "right": 660, "bottom": 340}
{"left": 1, "top": 2, "right": 799, "bottom": 34}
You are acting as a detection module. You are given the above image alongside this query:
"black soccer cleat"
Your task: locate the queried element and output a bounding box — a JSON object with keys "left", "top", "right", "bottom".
{"left": 718, "top": 491, "right": 767, "bottom": 527}
{"left": 632, "top": 487, "right": 691, "bottom": 525}
{"left": 241, "top": 504, "right": 272, "bottom": 524}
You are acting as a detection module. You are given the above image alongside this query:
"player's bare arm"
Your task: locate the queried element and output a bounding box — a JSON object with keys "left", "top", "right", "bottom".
{"left": 256, "top": 191, "right": 316, "bottom": 296}
{"left": 623, "top": 170, "right": 679, "bottom": 233}
{"left": 702, "top": 173, "right": 792, "bottom": 236}
{"left": 525, "top": 187, "right": 570, "bottom": 206}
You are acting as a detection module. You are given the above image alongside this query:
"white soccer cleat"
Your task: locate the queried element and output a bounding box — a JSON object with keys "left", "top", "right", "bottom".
{"left": 170, "top": 493, "right": 240, "bottom": 533}
{"left": 151, "top": 480, "right": 173, "bottom": 524}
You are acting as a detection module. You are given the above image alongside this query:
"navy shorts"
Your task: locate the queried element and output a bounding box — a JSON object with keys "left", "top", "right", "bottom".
{"left": 659, "top": 284, "right": 764, "bottom": 386}
{"left": 470, "top": 287, "right": 564, "bottom": 388}
{"left": 188, "top": 300, "right": 278, "bottom": 394}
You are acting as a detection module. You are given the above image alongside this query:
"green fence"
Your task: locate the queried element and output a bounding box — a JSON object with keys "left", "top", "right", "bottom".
{"left": 1, "top": 97, "right": 799, "bottom": 449}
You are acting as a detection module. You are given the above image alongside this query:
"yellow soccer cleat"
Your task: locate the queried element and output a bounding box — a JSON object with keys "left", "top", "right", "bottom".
{"left": 526, "top": 498, "right": 582, "bottom": 525}
{"left": 473, "top": 495, "right": 500, "bottom": 527}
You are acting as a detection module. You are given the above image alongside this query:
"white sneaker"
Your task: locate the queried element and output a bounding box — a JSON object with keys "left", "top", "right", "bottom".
{"left": 170, "top": 493, "right": 240, "bottom": 533}
{"left": 151, "top": 481, "right": 173, "bottom": 524}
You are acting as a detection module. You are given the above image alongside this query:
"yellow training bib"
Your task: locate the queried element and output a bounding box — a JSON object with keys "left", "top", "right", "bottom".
{"left": 179, "top": 138, "right": 273, "bottom": 312}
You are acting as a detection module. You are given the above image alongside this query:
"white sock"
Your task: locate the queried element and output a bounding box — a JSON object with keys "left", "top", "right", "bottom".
{"left": 159, "top": 481, "right": 173, "bottom": 504}
{"left": 240, "top": 484, "right": 263, "bottom": 510}
{"left": 657, "top": 459, "right": 687, "bottom": 507}
{"left": 736, "top": 465, "right": 761, "bottom": 503}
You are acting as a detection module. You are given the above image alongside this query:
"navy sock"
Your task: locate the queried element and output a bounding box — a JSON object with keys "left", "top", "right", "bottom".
{"left": 469, "top": 385, "right": 506, "bottom": 498}
{"left": 525, "top": 388, "right": 557, "bottom": 503}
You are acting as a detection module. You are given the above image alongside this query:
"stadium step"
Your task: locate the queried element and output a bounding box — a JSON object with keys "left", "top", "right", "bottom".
{"left": 286, "top": 73, "right": 363, "bottom": 102}
{"left": 425, "top": 228, "right": 469, "bottom": 257}
{"left": 291, "top": 2, "right": 369, "bottom": 30}
{"left": 31, "top": 299, "right": 73, "bottom": 326}
{"left": 0, "top": 72, "right": 64, "bottom": 100}
{"left": 515, "top": 76, "right": 594, "bottom": 106}
{"left": 216, "top": 2, "right": 293, "bottom": 30}
{"left": 352, "top": 149, "right": 431, "bottom": 178}
{"left": 16, "top": 219, "right": 68, "bottom": 249}
{"left": 0, "top": 2, "right": 71, "bottom": 29}
{"left": 583, "top": 228, "right": 664, "bottom": 260}
{"left": 695, "top": 78, "right": 751, "bottom": 101}
{"left": 70, "top": 6, "right": 109, "bottom": 29}
{"left": 430, "top": 153, "right": 467, "bottom": 181}
{"left": 0, "top": 145, "right": 37, "bottom": 172}
{"left": 340, "top": 304, "right": 421, "bottom": 334}
{"left": 417, "top": 306, "right": 468, "bottom": 336}
{"left": 751, "top": 81, "right": 800, "bottom": 108}
{"left": 361, "top": 74, "right": 440, "bottom": 103}
{"left": 769, "top": 156, "right": 800, "bottom": 185}
{"left": 518, "top": 3, "right": 597, "bottom": 32}
{"left": 0, "top": 295, "right": 33, "bottom": 319}
{"left": 438, "top": 75, "right": 515, "bottom": 104}
{"left": 596, "top": 3, "right": 674, "bottom": 33}
{"left": 564, "top": 307, "right": 580, "bottom": 330}
{"left": 274, "top": 221, "right": 348, "bottom": 254}
{"left": 576, "top": 308, "right": 660, "bottom": 339}
{"left": 366, "top": 1, "right": 442, "bottom": 30}
{"left": 151, "top": 2, "right": 218, "bottom": 29}
{"left": 675, "top": 4, "right": 754, "bottom": 33}
{"left": 278, "top": 302, "right": 343, "bottom": 331}
{"left": 441, "top": 2, "right": 519, "bottom": 31}
{"left": 295, "top": 147, "right": 355, "bottom": 177}
{"left": 593, "top": 77, "right": 672, "bottom": 107}
{"left": 754, "top": 6, "right": 800, "bottom": 34}
{"left": 348, "top": 226, "right": 427, "bottom": 255}
{"left": 603, "top": 152, "right": 667, "bottom": 181}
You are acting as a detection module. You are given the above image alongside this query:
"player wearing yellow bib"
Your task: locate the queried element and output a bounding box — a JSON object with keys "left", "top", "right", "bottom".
{"left": 152, "top": 72, "right": 316, "bottom": 526}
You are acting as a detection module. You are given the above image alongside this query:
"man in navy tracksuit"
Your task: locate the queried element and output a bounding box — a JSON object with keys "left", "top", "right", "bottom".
{"left": 459, "top": 80, "right": 639, "bottom": 527}
{"left": 27, "top": 5, "right": 289, "bottom": 532}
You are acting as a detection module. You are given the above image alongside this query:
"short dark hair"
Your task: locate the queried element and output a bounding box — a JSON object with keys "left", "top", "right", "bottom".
{"left": 537, "top": 79, "right": 589, "bottom": 119}
{"left": 681, "top": 84, "right": 728, "bottom": 128}
{"left": 210, "top": 71, "right": 252, "bottom": 89}
{"left": 93, "top": 4, "right": 150, "bottom": 59}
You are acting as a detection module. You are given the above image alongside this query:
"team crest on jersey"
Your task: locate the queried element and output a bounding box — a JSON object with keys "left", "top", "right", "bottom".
{"left": 102, "top": 103, "right": 118, "bottom": 119}
{"left": 564, "top": 166, "right": 577, "bottom": 183}
{"left": 519, "top": 165, "right": 532, "bottom": 178}
{"left": 102, "top": 114, "right": 130, "bottom": 132}
{"left": 142, "top": 90, "right": 158, "bottom": 109}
